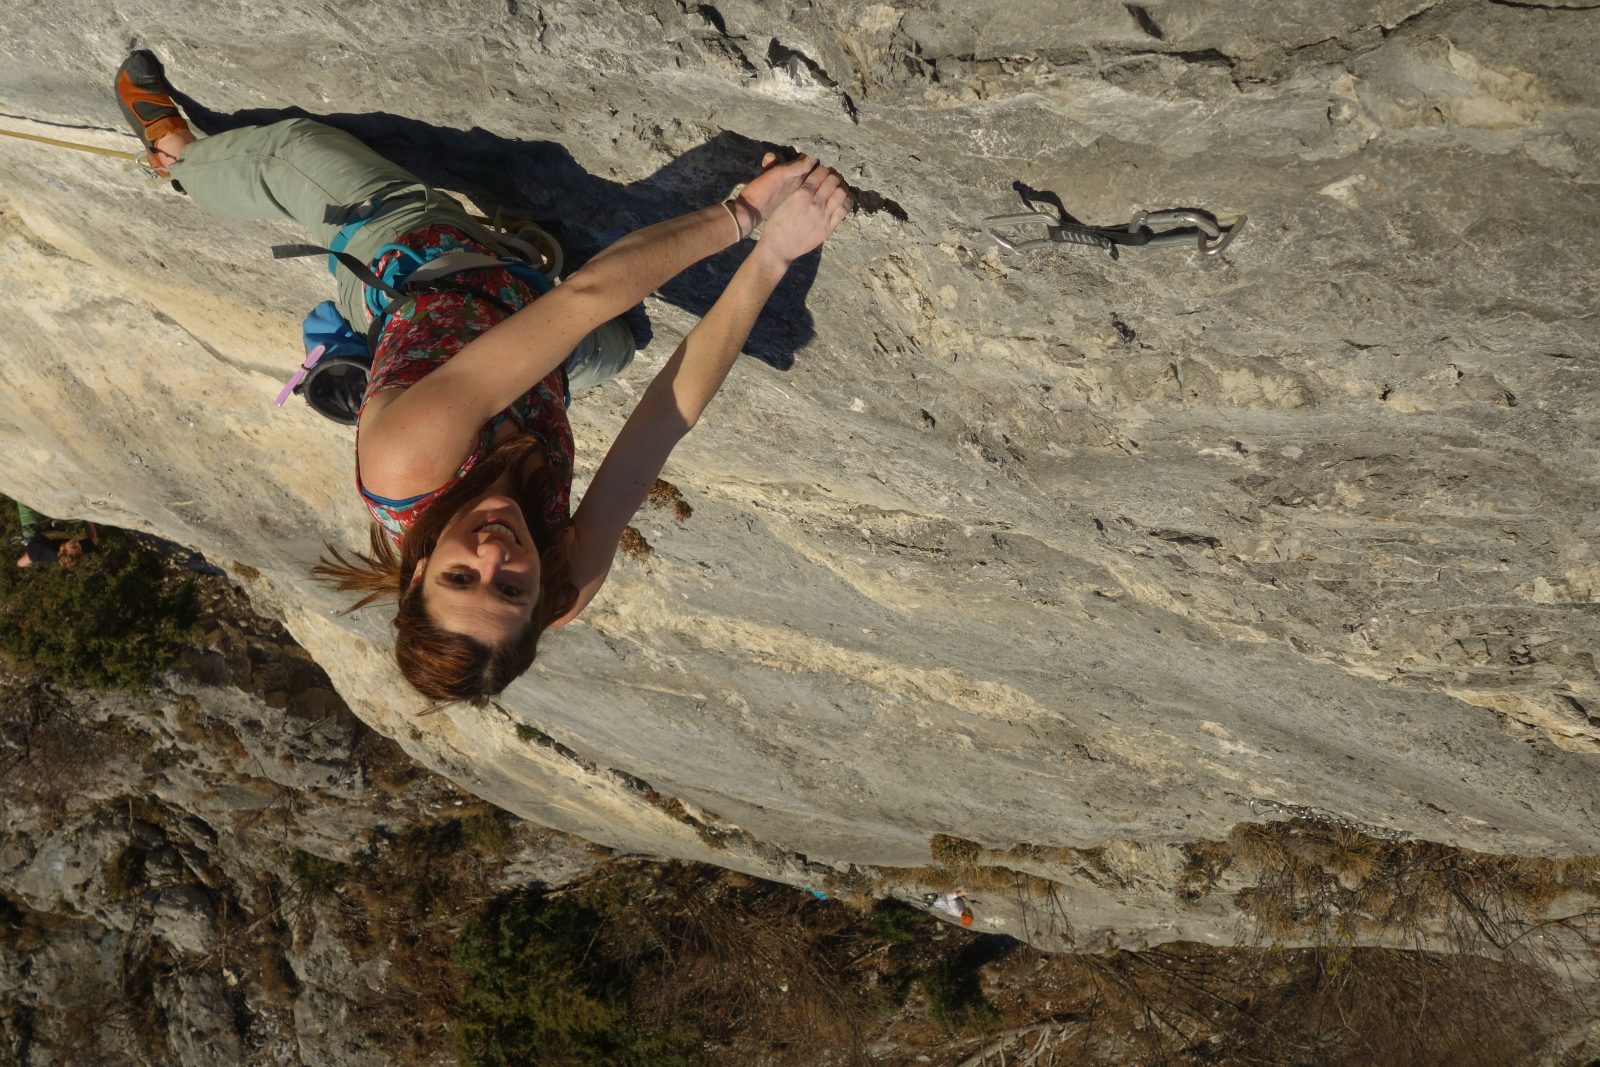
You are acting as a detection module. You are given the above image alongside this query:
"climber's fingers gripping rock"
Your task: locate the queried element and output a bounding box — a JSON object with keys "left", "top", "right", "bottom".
{"left": 757, "top": 160, "right": 853, "bottom": 264}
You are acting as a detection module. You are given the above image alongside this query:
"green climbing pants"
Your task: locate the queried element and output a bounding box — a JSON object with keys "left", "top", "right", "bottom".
{"left": 14, "top": 502, "right": 42, "bottom": 542}
{"left": 167, "top": 118, "right": 633, "bottom": 394}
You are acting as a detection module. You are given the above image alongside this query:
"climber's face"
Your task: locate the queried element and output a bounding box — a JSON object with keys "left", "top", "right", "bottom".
{"left": 414, "top": 495, "right": 540, "bottom": 641}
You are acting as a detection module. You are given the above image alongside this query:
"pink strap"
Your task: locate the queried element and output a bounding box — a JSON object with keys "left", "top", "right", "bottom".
{"left": 275, "top": 344, "right": 327, "bottom": 407}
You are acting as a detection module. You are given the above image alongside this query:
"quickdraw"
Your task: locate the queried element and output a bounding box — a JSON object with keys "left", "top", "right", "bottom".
{"left": 985, "top": 201, "right": 1246, "bottom": 260}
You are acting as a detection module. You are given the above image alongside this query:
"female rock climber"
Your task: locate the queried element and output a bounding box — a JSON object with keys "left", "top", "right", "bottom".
{"left": 115, "top": 51, "right": 852, "bottom": 703}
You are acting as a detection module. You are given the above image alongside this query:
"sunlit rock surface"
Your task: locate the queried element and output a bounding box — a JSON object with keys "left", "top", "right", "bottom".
{"left": 1, "top": 0, "right": 1596, "bottom": 947}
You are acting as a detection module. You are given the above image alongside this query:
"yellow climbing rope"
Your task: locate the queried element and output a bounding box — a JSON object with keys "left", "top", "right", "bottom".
{"left": 0, "top": 126, "right": 139, "bottom": 161}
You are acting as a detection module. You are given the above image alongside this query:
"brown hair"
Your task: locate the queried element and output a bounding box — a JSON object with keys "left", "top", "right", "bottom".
{"left": 57, "top": 538, "right": 89, "bottom": 569}
{"left": 312, "top": 434, "right": 577, "bottom": 706}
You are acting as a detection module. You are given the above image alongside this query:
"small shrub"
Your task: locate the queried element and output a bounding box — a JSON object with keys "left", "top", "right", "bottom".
{"left": 1178, "top": 838, "right": 1233, "bottom": 901}
{"left": 395, "top": 821, "right": 466, "bottom": 861}
{"left": 288, "top": 849, "right": 347, "bottom": 900}
{"left": 920, "top": 958, "right": 999, "bottom": 1034}
{"left": 868, "top": 971, "right": 915, "bottom": 1017}
{"left": 1228, "top": 820, "right": 1600, "bottom": 946}
{"left": 929, "top": 834, "right": 982, "bottom": 870}
{"left": 461, "top": 813, "right": 513, "bottom": 857}
{"left": 867, "top": 898, "right": 928, "bottom": 944}
{"left": 454, "top": 890, "right": 706, "bottom": 1066}
{"left": 104, "top": 847, "right": 145, "bottom": 900}
{"left": 378, "top": 822, "right": 469, "bottom": 916}
{"left": 0, "top": 501, "right": 199, "bottom": 689}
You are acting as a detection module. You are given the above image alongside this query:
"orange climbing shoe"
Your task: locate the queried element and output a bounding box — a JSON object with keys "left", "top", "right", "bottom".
{"left": 114, "top": 50, "right": 189, "bottom": 177}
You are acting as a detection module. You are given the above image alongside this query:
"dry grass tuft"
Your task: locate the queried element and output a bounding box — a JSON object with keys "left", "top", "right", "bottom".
{"left": 647, "top": 479, "right": 694, "bottom": 521}
{"left": 254, "top": 937, "right": 299, "bottom": 1004}
{"left": 1039, "top": 941, "right": 1569, "bottom": 1067}
{"left": 619, "top": 526, "right": 653, "bottom": 559}
{"left": 930, "top": 833, "right": 983, "bottom": 870}
{"left": 1186, "top": 819, "right": 1600, "bottom": 964}
{"left": 606, "top": 866, "right": 871, "bottom": 1065}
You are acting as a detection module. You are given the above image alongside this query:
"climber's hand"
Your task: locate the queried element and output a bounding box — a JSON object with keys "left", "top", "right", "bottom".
{"left": 753, "top": 160, "right": 852, "bottom": 265}
{"left": 735, "top": 152, "right": 817, "bottom": 234}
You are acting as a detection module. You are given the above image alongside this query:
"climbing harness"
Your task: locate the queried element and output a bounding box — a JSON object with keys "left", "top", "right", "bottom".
{"left": 273, "top": 197, "right": 559, "bottom": 348}
{"left": 985, "top": 202, "right": 1245, "bottom": 260}
{"left": 271, "top": 198, "right": 565, "bottom": 424}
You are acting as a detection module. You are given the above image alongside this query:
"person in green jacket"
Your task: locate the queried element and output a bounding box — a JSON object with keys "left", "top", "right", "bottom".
{"left": 14, "top": 503, "right": 96, "bottom": 569}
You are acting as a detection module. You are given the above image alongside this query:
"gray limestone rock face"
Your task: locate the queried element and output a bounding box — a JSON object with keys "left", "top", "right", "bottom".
{"left": 285, "top": 900, "right": 393, "bottom": 1067}
{"left": 157, "top": 972, "right": 243, "bottom": 1066}
{"left": 149, "top": 884, "right": 216, "bottom": 957}
{"left": 0, "top": 0, "right": 1596, "bottom": 948}
{"left": 0, "top": 641, "right": 600, "bottom": 1064}
{"left": 490, "top": 827, "right": 607, "bottom": 890}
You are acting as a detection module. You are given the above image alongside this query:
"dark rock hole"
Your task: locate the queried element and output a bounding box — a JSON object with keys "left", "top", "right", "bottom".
{"left": 1124, "top": 4, "right": 1165, "bottom": 39}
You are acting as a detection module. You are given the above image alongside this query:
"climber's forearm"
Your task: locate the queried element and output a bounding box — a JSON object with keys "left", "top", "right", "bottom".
{"left": 644, "top": 242, "right": 789, "bottom": 429}
{"left": 356, "top": 205, "right": 740, "bottom": 494}
{"left": 401, "top": 204, "right": 738, "bottom": 425}
{"left": 558, "top": 245, "right": 789, "bottom": 624}
{"left": 574, "top": 244, "right": 789, "bottom": 542}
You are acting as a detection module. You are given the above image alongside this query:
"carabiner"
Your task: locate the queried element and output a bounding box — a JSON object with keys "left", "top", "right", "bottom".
{"left": 1130, "top": 210, "right": 1247, "bottom": 256}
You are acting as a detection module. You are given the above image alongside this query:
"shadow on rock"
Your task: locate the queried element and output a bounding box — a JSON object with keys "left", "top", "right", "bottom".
{"left": 170, "top": 96, "right": 822, "bottom": 371}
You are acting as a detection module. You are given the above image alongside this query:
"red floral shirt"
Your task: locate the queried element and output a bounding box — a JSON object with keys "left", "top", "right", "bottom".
{"left": 354, "top": 224, "right": 572, "bottom": 543}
